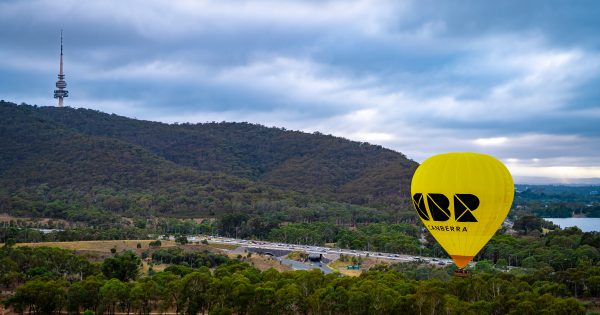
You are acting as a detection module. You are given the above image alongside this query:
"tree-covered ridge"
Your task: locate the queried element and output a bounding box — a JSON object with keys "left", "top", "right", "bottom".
{"left": 29, "top": 101, "right": 417, "bottom": 205}
{"left": 0, "top": 101, "right": 415, "bottom": 222}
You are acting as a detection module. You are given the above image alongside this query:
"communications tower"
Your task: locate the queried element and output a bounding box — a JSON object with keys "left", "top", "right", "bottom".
{"left": 53, "top": 30, "right": 68, "bottom": 107}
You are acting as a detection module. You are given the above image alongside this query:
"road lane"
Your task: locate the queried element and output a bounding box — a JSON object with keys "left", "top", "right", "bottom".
{"left": 181, "top": 235, "right": 456, "bottom": 267}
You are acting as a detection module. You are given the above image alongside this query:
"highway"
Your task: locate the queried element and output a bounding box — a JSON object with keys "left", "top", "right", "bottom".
{"left": 185, "top": 235, "right": 455, "bottom": 267}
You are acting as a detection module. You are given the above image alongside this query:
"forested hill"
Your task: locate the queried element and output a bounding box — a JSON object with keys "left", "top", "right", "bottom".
{"left": 0, "top": 100, "right": 417, "bottom": 223}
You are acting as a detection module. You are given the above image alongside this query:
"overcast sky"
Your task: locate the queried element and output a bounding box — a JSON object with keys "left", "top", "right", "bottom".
{"left": 1, "top": 0, "right": 599, "bottom": 184}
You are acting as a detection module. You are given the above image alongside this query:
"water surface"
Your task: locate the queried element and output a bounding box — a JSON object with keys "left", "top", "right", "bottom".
{"left": 545, "top": 218, "right": 600, "bottom": 232}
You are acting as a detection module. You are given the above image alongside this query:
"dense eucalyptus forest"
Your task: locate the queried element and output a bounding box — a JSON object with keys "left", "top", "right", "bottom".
{"left": 1, "top": 237, "right": 598, "bottom": 315}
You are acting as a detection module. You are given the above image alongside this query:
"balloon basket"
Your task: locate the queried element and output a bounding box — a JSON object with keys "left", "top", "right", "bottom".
{"left": 453, "top": 269, "right": 470, "bottom": 278}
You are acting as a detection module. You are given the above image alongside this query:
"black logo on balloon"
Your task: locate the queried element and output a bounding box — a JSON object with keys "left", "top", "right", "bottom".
{"left": 412, "top": 193, "right": 479, "bottom": 222}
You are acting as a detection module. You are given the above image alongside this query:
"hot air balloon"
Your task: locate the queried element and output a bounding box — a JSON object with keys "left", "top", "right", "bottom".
{"left": 411, "top": 152, "right": 514, "bottom": 271}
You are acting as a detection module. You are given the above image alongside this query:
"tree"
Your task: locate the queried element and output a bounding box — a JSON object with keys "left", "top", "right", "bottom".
{"left": 522, "top": 256, "right": 537, "bottom": 268}
{"left": 514, "top": 215, "right": 543, "bottom": 235}
{"left": 0, "top": 256, "right": 19, "bottom": 288}
{"left": 67, "top": 276, "right": 104, "bottom": 314}
{"left": 474, "top": 260, "right": 494, "bottom": 273}
{"left": 99, "top": 279, "right": 130, "bottom": 315}
{"left": 209, "top": 306, "right": 233, "bottom": 315}
{"left": 496, "top": 258, "right": 508, "bottom": 270}
{"left": 414, "top": 280, "right": 444, "bottom": 315}
{"left": 181, "top": 271, "right": 213, "bottom": 314}
{"left": 275, "top": 284, "right": 305, "bottom": 315}
{"left": 7, "top": 278, "right": 68, "bottom": 315}
{"left": 101, "top": 251, "right": 141, "bottom": 282}
{"left": 176, "top": 235, "right": 188, "bottom": 245}
{"left": 130, "top": 278, "right": 160, "bottom": 315}
{"left": 3, "top": 238, "right": 16, "bottom": 247}
{"left": 347, "top": 288, "right": 369, "bottom": 315}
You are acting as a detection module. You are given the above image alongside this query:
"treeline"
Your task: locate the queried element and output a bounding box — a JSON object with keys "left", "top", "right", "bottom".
{"left": 1, "top": 179, "right": 410, "bottom": 227}
{"left": 2, "top": 245, "right": 594, "bottom": 314}
{"left": 5, "top": 217, "right": 600, "bottom": 274}
{"left": 150, "top": 248, "right": 229, "bottom": 268}
{"left": 475, "top": 227, "right": 600, "bottom": 272}
{"left": 526, "top": 202, "right": 600, "bottom": 218}
{"left": 513, "top": 185, "right": 600, "bottom": 218}
{"left": 1, "top": 216, "right": 420, "bottom": 248}
{"left": 0, "top": 227, "right": 148, "bottom": 243}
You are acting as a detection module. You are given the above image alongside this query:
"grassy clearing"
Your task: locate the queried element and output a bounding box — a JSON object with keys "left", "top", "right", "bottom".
{"left": 16, "top": 240, "right": 177, "bottom": 253}
{"left": 285, "top": 251, "right": 307, "bottom": 261}
{"left": 328, "top": 259, "right": 363, "bottom": 277}
{"left": 225, "top": 252, "right": 293, "bottom": 272}
{"left": 328, "top": 258, "right": 388, "bottom": 277}
{"left": 249, "top": 255, "right": 293, "bottom": 272}
{"left": 142, "top": 261, "right": 169, "bottom": 275}
{"left": 207, "top": 242, "right": 239, "bottom": 250}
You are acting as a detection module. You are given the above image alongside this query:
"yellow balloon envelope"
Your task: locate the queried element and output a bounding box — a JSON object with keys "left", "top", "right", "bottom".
{"left": 411, "top": 152, "right": 514, "bottom": 269}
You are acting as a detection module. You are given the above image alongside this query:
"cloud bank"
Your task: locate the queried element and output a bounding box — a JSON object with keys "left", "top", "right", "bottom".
{"left": 1, "top": 0, "right": 599, "bottom": 183}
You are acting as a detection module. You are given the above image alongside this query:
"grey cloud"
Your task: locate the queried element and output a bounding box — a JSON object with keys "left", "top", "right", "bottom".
{"left": 1, "top": 0, "right": 600, "bottom": 181}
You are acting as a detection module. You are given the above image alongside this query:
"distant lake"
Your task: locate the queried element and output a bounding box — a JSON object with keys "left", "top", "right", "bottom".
{"left": 545, "top": 218, "right": 600, "bottom": 232}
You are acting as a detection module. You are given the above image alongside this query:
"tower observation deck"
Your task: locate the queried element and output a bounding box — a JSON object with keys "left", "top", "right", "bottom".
{"left": 53, "top": 30, "right": 68, "bottom": 107}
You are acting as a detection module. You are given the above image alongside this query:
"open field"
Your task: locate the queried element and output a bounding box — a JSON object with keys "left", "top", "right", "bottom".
{"left": 15, "top": 239, "right": 177, "bottom": 252}
{"left": 328, "top": 259, "right": 363, "bottom": 276}
{"left": 328, "top": 258, "right": 390, "bottom": 277}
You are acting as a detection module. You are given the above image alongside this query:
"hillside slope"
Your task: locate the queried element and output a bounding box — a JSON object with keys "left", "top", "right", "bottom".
{"left": 34, "top": 104, "right": 417, "bottom": 206}
{"left": 0, "top": 101, "right": 417, "bottom": 222}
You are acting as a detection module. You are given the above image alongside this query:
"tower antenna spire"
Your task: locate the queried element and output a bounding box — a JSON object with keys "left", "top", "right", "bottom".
{"left": 54, "top": 29, "right": 68, "bottom": 107}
